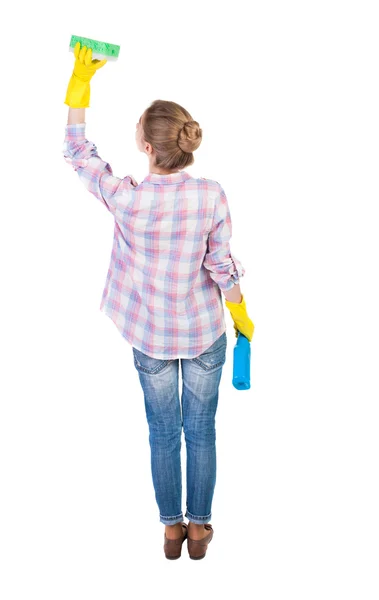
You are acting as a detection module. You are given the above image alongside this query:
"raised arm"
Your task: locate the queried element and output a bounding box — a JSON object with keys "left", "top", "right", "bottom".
{"left": 63, "top": 44, "right": 137, "bottom": 215}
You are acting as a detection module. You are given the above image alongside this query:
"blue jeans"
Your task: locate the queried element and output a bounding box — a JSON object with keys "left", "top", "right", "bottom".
{"left": 132, "top": 331, "right": 227, "bottom": 525}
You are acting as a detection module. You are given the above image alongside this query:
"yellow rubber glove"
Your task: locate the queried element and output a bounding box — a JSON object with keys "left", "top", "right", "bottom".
{"left": 64, "top": 42, "right": 107, "bottom": 108}
{"left": 225, "top": 294, "right": 255, "bottom": 342}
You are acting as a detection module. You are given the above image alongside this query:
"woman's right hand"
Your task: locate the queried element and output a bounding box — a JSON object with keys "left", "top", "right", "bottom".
{"left": 225, "top": 295, "right": 254, "bottom": 341}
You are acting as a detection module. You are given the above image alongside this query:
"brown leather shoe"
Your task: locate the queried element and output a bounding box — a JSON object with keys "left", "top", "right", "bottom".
{"left": 164, "top": 522, "right": 188, "bottom": 559}
{"left": 187, "top": 524, "right": 214, "bottom": 560}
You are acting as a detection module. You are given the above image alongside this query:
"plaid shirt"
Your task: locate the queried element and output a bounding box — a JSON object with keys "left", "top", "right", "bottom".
{"left": 63, "top": 123, "right": 245, "bottom": 359}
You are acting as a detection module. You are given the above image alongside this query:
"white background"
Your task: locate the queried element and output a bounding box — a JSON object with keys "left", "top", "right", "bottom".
{"left": 1, "top": 0, "right": 378, "bottom": 598}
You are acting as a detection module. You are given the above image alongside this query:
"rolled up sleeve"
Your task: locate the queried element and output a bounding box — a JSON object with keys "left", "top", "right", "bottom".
{"left": 203, "top": 186, "right": 245, "bottom": 292}
{"left": 62, "top": 123, "right": 137, "bottom": 216}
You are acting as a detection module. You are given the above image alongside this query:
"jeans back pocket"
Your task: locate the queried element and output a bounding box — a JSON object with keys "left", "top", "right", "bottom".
{"left": 191, "top": 332, "right": 227, "bottom": 372}
{"left": 132, "top": 348, "right": 172, "bottom": 375}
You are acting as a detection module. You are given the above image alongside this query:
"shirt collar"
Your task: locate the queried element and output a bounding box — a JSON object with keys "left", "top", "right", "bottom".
{"left": 142, "top": 171, "right": 192, "bottom": 185}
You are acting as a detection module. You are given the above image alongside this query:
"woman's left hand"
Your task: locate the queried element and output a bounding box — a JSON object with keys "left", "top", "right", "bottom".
{"left": 64, "top": 42, "right": 107, "bottom": 108}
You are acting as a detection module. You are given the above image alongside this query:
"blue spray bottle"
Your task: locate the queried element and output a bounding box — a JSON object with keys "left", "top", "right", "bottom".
{"left": 232, "top": 332, "right": 251, "bottom": 390}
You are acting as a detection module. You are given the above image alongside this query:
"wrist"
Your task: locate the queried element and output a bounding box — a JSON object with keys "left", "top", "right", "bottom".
{"left": 225, "top": 294, "right": 244, "bottom": 305}
{"left": 73, "top": 72, "right": 92, "bottom": 83}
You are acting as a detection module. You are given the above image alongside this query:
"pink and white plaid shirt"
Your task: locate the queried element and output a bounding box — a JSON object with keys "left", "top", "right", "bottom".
{"left": 63, "top": 123, "right": 245, "bottom": 359}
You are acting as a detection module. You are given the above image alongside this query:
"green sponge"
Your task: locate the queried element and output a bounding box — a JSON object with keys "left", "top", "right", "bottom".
{"left": 69, "top": 35, "right": 120, "bottom": 61}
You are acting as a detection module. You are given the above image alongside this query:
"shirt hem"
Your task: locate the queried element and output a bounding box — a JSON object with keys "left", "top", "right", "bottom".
{"left": 100, "top": 304, "right": 227, "bottom": 360}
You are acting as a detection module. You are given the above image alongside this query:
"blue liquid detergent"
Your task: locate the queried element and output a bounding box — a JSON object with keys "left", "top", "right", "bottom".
{"left": 232, "top": 332, "right": 251, "bottom": 390}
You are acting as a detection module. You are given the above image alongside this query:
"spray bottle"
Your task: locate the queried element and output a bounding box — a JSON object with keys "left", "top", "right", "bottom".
{"left": 232, "top": 332, "right": 251, "bottom": 390}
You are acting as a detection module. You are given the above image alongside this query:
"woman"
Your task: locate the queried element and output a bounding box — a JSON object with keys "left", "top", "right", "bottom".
{"left": 63, "top": 43, "right": 254, "bottom": 560}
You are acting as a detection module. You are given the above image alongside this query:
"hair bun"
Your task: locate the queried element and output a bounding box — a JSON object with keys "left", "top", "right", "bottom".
{"left": 143, "top": 99, "right": 202, "bottom": 168}
{"left": 178, "top": 120, "right": 202, "bottom": 153}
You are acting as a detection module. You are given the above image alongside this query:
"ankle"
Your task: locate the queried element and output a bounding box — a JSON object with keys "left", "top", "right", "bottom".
{"left": 165, "top": 522, "right": 183, "bottom": 539}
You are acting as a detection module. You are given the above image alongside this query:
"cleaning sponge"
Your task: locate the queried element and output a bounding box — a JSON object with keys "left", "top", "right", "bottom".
{"left": 69, "top": 35, "right": 120, "bottom": 61}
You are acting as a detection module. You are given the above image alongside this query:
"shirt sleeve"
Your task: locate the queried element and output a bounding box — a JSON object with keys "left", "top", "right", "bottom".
{"left": 203, "top": 186, "right": 246, "bottom": 292}
{"left": 62, "top": 123, "right": 138, "bottom": 216}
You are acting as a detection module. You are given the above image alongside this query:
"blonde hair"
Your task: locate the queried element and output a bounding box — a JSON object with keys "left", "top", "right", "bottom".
{"left": 141, "top": 99, "right": 202, "bottom": 171}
